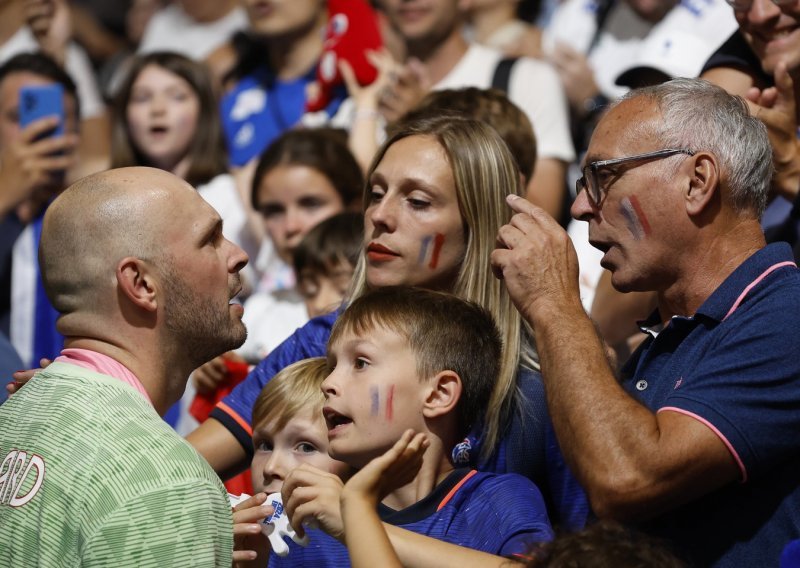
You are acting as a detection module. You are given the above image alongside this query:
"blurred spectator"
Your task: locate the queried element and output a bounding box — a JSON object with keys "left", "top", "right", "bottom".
{"left": 466, "top": 0, "right": 544, "bottom": 59}
{"left": 14, "top": 0, "right": 109, "bottom": 176}
{"left": 217, "top": 0, "right": 330, "bottom": 169}
{"left": 344, "top": 0, "right": 573, "bottom": 220}
{"left": 0, "top": 332, "right": 23, "bottom": 403}
{"left": 2, "top": 53, "right": 79, "bottom": 367}
{"left": 138, "top": 0, "right": 247, "bottom": 61}
{"left": 111, "top": 51, "right": 259, "bottom": 284}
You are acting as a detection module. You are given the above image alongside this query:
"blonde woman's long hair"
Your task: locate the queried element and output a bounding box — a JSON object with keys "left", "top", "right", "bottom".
{"left": 347, "top": 116, "right": 538, "bottom": 459}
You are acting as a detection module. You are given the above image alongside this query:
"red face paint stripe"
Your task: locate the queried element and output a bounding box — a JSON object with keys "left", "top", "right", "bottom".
{"left": 428, "top": 233, "right": 445, "bottom": 269}
{"left": 627, "top": 195, "right": 651, "bottom": 235}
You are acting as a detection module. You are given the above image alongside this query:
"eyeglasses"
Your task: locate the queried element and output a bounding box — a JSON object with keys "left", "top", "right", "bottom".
{"left": 726, "top": 0, "right": 797, "bottom": 10}
{"left": 576, "top": 148, "right": 695, "bottom": 207}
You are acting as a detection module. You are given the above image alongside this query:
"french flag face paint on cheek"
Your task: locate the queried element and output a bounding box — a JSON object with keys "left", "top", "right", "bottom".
{"left": 418, "top": 233, "right": 445, "bottom": 269}
{"left": 620, "top": 195, "right": 651, "bottom": 240}
{"left": 369, "top": 385, "right": 394, "bottom": 420}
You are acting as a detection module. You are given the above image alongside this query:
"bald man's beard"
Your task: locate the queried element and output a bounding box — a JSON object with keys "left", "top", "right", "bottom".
{"left": 161, "top": 268, "right": 247, "bottom": 367}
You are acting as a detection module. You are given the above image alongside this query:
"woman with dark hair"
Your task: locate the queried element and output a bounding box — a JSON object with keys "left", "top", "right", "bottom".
{"left": 249, "top": 128, "right": 362, "bottom": 267}
{"left": 193, "top": 127, "right": 363, "bottom": 395}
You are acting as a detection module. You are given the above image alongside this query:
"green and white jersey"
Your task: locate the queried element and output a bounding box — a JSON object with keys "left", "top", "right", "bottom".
{"left": 0, "top": 362, "right": 233, "bottom": 567}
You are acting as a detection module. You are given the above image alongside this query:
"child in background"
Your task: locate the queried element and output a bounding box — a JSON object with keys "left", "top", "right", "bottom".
{"left": 282, "top": 286, "right": 553, "bottom": 563}
{"left": 111, "top": 51, "right": 258, "bottom": 272}
{"left": 293, "top": 212, "right": 363, "bottom": 319}
{"left": 248, "top": 357, "right": 352, "bottom": 566}
{"left": 238, "top": 211, "right": 363, "bottom": 363}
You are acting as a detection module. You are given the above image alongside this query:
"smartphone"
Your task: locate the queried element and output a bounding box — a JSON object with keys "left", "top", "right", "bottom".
{"left": 19, "top": 84, "right": 64, "bottom": 137}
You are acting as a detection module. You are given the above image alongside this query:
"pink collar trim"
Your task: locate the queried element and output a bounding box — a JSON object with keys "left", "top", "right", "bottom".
{"left": 722, "top": 261, "right": 796, "bottom": 321}
{"left": 54, "top": 348, "right": 152, "bottom": 406}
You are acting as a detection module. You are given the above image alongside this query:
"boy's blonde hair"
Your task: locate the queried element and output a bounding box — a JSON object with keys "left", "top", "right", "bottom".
{"left": 251, "top": 357, "right": 329, "bottom": 433}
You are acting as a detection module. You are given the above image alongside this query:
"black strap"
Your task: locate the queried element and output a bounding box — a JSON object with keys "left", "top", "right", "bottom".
{"left": 491, "top": 57, "right": 519, "bottom": 93}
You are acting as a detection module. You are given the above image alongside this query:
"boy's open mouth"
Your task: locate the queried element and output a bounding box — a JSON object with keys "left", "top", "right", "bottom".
{"left": 323, "top": 407, "right": 353, "bottom": 434}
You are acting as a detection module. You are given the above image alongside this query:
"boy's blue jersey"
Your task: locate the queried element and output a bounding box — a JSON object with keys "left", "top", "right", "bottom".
{"left": 211, "top": 311, "right": 590, "bottom": 530}
{"left": 269, "top": 528, "right": 347, "bottom": 567}
{"left": 379, "top": 469, "right": 553, "bottom": 557}
{"left": 269, "top": 469, "right": 552, "bottom": 566}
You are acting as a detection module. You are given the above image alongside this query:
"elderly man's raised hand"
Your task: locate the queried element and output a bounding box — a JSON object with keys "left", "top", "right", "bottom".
{"left": 491, "top": 195, "right": 582, "bottom": 323}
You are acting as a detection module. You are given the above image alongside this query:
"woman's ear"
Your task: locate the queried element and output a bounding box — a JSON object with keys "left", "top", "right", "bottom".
{"left": 117, "top": 257, "right": 158, "bottom": 312}
{"left": 684, "top": 151, "right": 720, "bottom": 217}
{"left": 422, "top": 370, "right": 461, "bottom": 419}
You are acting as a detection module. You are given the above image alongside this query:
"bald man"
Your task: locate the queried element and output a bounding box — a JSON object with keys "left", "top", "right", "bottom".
{"left": 0, "top": 167, "right": 248, "bottom": 566}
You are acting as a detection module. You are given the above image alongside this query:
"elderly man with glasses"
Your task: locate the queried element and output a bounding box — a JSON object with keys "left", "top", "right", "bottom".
{"left": 492, "top": 77, "right": 800, "bottom": 567}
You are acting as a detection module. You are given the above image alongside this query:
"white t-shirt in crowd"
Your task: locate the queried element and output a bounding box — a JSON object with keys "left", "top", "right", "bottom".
{"left": 138, "top": 4, "right": 248, "bottom": 61}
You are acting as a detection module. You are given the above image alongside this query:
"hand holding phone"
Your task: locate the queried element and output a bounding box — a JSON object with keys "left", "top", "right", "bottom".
{"left": 0, "top": 83, "right": 76, "bottom": 220}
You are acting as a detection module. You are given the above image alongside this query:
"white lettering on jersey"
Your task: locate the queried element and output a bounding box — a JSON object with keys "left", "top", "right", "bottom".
{"left": 0, "top": 449, "right": 45, "bottom": 507}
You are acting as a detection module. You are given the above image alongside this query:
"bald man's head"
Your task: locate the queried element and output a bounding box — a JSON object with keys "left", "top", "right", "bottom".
{"left": 40, "top": 167, "right": 198, "bottom": 315}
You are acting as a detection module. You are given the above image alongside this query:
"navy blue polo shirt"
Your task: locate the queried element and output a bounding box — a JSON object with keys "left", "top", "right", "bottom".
{"left": 620, "top": 242, "right": 800, "bottom": 567}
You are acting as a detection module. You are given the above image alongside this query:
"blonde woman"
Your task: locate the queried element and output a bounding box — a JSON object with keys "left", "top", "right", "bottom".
{"left": 188, "top": 116, "right": 587, "bottom": 530}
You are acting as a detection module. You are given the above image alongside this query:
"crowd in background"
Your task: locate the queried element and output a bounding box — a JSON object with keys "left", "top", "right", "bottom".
{"left": 2, "top": 0, "right": 800, "bottom": 566}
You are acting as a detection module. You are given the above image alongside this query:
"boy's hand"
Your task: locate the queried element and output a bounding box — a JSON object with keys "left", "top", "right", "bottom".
{"left": 282, "top": 464, "right": 345, "bottom": 542}
{"left": 342, "top": 430, "right": 428, "bottom": 507}
{"left": 232, "top": 492, "right": 272, "bottom": 566}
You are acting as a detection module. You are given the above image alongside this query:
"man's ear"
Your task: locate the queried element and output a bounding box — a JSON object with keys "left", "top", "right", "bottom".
{"left": 117, "top": 257, "right": 158, "bottom": 312}
{"left": 422, "top": 370, "right": 461, "bottom": 419}
{"left": 685, "top": 151, "right": 720, "bottom": 217}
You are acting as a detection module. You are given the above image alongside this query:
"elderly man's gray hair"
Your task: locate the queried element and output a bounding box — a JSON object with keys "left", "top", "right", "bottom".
{"left": 616, "top": 77, "right": 773, "bottom": 218}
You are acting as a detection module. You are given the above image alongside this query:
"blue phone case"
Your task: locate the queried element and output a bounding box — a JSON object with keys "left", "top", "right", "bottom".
{"left": 19, "top": 84, "right": 64, "bottom": 136}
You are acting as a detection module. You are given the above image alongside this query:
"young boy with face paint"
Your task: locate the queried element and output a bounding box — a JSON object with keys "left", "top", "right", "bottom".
{"left": 281, "top": 286, "right": 553, "bottom": 563}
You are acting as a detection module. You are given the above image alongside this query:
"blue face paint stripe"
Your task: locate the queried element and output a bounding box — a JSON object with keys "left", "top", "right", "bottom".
{"left": 370, "top": 386, "right": 379, "bottom": 416}
{"left": 418, "top": 235, "right": 432, "bottom": 265}
{"left": 620, "top": 197, "right": 644, "bottom": 240}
